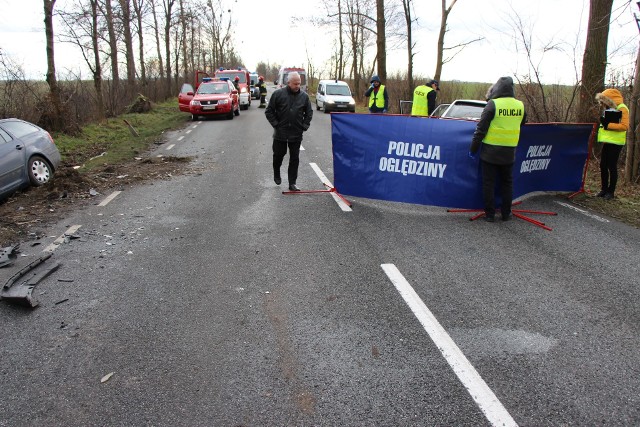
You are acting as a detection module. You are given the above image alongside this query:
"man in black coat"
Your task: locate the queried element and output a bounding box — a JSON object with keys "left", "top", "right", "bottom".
{"left": 265, "top": 72, "right": 313, "bottom": 191}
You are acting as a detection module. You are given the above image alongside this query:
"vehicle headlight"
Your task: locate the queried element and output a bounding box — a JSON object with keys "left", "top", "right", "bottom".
{"left": 349, "top": 100, "right": 355, "bottom": 105}
{"left": 241, "top": 87, "right": 248, "bottom": 93}
{"left": 190, "top": 100, "right": 201, "bottom": 106}
{"left": 218, "top": 99, "right": 229, "bottom": 105}
{"left": 326, "top": 100, "right": 335, "bottom": 104}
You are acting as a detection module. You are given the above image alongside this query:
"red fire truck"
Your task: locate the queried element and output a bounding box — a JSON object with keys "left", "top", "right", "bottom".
{"left": 214, "top": 68, "right": 252, "bottom": 110}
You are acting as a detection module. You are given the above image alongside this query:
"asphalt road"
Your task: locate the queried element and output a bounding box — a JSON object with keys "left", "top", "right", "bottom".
{"left": 1, "top": 87, "right": 639, "bottom": 426}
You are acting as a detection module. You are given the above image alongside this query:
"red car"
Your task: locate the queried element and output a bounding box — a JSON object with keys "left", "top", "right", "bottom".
{"left": 181, "top": 79, "right": 240, "bottom": 121}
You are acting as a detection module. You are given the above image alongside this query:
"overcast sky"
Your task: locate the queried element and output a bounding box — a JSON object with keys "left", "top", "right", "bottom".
{"left": 0, "top": 0, "right": 637, "bottom": 85}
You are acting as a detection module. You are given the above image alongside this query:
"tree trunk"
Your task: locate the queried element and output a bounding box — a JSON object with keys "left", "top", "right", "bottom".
{"left": 626, "top": 43, "right": 640, "bottom": 182}
{"left": 338, "top": 0, "right": 344, "bottom": 80}
{"left": 43, "top": 0, "right": 64, "bottom": 131}
{"left": 577, "top": 0, "right": 614, "bottom": 123}
{"left": 434, "top": 0, "right": 456, "bottom": 82}
{"left": 103, "top": 0, "right": 120, "bottom": 86}
{"left": 119, "top": 0, "right": 136, "bottom": 99}
{"left": 402, "top": 0, "right": 414, "bottom": 92}
{"left": 151, "top": 0, "right": 164, "bottom": 81}
{"left": 163, "top": 0, "right": 174, "bottom": 98}
{"left": 178, "top": 0, "right": 189, "bottom": 83}
{"left": 376, "top": 0, "right": 386, "bottom": 81}
{"left": 91, "top": 0, "right": 106, "bottom": 120}
{"left": 132, "top": 0, "right": 147, "bottom": 89}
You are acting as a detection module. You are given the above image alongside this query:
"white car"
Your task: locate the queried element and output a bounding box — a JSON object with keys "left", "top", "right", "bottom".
{"left": 430, "top": 99, "right": 487, "bottom": 120}
{"left": 315, "top": 80, "right": 356, "bottom": 113}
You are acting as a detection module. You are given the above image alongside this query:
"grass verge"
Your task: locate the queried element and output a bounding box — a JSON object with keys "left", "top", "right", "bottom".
{"left": 53, "top": 98, "right": 190, "bottom": 169}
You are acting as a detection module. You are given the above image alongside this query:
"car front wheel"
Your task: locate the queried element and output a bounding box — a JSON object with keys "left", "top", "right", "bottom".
{"left": 316, "top": 101, "right": 320, "bottom": 111}
{"left": 28, "top": 155, "right": 53, "bottom": 186}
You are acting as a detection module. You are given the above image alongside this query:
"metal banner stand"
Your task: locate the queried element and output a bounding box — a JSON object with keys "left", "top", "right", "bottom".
{"left": 282, "top": 183, "right": 352, "bottom": 208}
{"left": 447, "top": 201, "right": 557, "bottom": 231}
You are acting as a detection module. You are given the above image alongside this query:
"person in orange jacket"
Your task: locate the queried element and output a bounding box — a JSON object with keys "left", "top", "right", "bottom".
{"left": 595, "top": 88, "right": 629, "bottom": 200}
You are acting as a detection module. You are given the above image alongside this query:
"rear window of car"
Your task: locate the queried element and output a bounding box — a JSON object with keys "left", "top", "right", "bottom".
{"left": 1, "top": 121, "right": 39, "bottom": 139}
{"left": 444, "top": 103, "right": 485, "bottom": 119}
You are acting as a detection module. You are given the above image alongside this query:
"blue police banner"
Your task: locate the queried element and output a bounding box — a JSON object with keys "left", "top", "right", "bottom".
{"left": 331, "top": 113, "right": 594, "bottom": 209}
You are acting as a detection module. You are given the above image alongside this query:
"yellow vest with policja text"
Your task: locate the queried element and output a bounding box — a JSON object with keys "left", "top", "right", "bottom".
{"left": 411, "top": 85, "right": 433, "bottom": 116}
{"left": 483, "top": 98, "right": 525, "bottom": 147}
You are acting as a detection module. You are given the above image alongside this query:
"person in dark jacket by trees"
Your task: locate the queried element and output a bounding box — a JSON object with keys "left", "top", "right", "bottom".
{"left": 469, "top": 76, "right": 527, "bottom": 222}
{"left": 265, "top": 72, "right": 313, "bottom": 191}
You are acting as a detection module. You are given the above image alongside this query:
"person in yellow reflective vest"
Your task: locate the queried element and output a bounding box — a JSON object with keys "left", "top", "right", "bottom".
{"left": 411, "top": 79, "right": 439, "bottom": 116}
{"left": 364, "top": 75, "right": 388, "bottom": 113}
{"left": 469, "top": 76, "right": 527, "bottom": 222}
{"left": 595, "top": 88, "right": 629, "bottom": 200}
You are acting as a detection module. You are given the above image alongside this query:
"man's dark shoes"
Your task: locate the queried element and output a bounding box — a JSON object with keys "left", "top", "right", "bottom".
{"left": 484, "top": 215, "right": 495, "bottom": 222}
{"left": 288, "top": 184, "right": 300, "bottom": 191}
{"left": 274, "top": 173, "right": 281, "bottom": 185}
{"left": 502, "top": 212, "right": 513, "bottom": 221}
{"left": 595, "top": 190, "right": 607, "bottom": 197}
{"left": 603, "top": 192, "right": 614, "bottom": 200}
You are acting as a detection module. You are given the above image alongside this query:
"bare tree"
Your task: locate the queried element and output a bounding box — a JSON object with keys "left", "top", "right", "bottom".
{"left": 58, "top": 0, "right": 107, "bottom": 120}
{"left": 400, "top": 0, "right": 416, "bottom": 93}
{"left": 101, "top": 0, "right": 120, "bottom": 86}
{"left": 577, "top": 0, "right": 614, "bottom": 123}
{"left": 119, "top": 0, "right": 137, "bottom": 97}
{"left": 178, "top": 0, "right": 189, "bottom": 83}
{"left": 627, "top": 44, "right": 640, "bottom": 182}
{"left": 150, "top": 0, "right": 165, "bottom": 82}
{"left": 43, "top": 0, "right": 65, "bottom": 131}
{"left": 376, "top": 0, "right": 386, "bottom": 81}
{"left": 162, "top": 0, "right": 176, "bottom": 97}
{"left": 132, "top": 0, "right": 147, "bottom": 89}
{"left": 434, "top": 0, "right": 483, "bottom": 82}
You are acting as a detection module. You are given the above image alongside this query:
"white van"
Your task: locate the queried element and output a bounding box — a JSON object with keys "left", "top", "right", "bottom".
{"left": 276, "top": 67, "right": 308, "bottom": 93}
{"left": 315, "top": 80, "right": 356, "bottom": 113}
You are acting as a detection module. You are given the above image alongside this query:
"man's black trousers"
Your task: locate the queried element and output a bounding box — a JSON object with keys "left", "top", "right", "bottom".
{"left": 481, "top": 160, "right": 514, "bottom": 218}
{"left": 273, "top": 138, "right": 301, "bottom": 185}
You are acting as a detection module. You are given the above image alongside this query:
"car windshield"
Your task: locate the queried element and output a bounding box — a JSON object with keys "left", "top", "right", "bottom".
{"left": 198, "top": 83, "right": 230, "bottom": 94}
{"left": 444, "top": 103, "right": 485, "bottom": 119}
{"left": 218, "top": 72, "right": 246, "bottom": 83}
{"left": 326, "top": 85, "right": 351, "bottom": 96}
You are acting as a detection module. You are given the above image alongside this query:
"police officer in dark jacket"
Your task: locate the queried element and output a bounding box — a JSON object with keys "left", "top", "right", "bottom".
{"left": 265, "top": 72, "right": 313, "bottom": 191}
{"left": 469, "top": 76, "right": 526, "bottom": 222}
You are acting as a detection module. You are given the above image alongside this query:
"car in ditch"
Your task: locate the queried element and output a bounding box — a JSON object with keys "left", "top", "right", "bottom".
{"left": 430, "top": 99, "right": 487, "bottom": 120}
{"left": 0, "top": 118, "right": 62, "bottom": 200}
{"left": 188, "top": 79, "right": 240, "bottom": 121}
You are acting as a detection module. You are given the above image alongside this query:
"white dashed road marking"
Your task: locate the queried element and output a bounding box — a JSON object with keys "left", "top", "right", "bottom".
{"left": 177, "top": 136, "right": 185, "bottom": 141}
{"left": 556, "top": 201, "right": 610, "bottom": 223}
{"left": 43, "top": 225, "right": 83, "bottom": 253}
{"left": 98, "top": 191, "right": 122, "bottom": 207}
{"left": 309, "top": 162, "right": 352, "bottom": 212}
{"left": 381, "top": 263, "right": 518, "bottom": 427}
{"left": 165, "top": 144, "right": 175, "bottom": 151}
